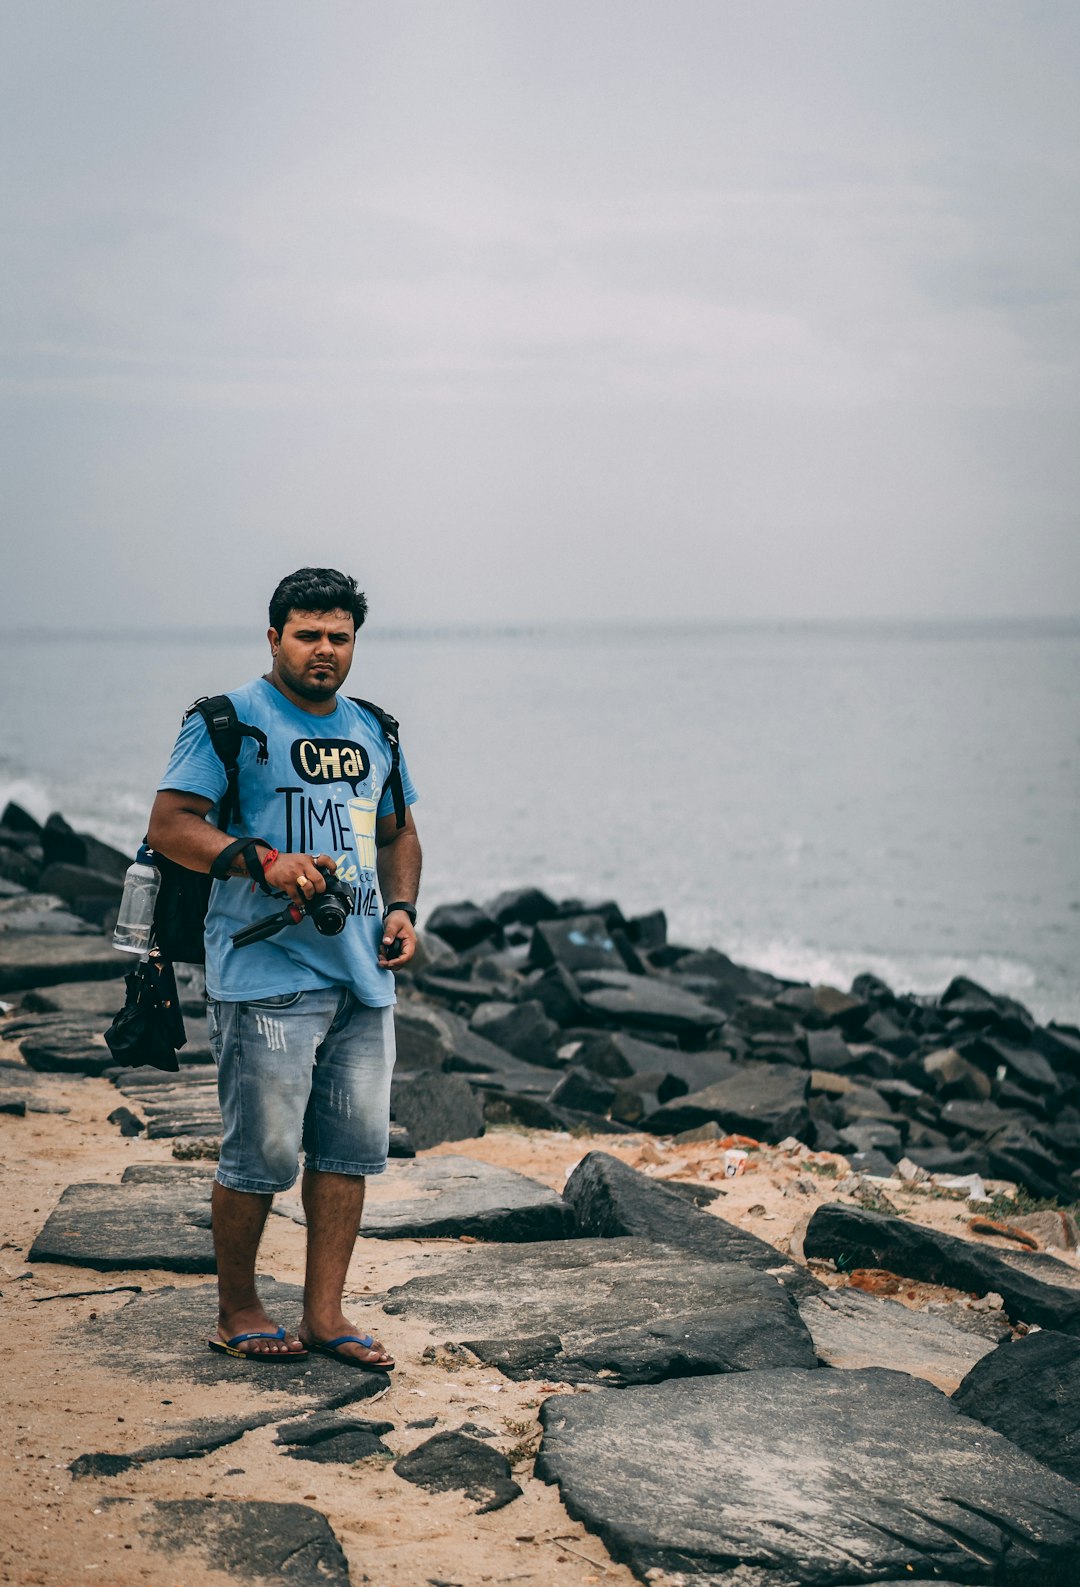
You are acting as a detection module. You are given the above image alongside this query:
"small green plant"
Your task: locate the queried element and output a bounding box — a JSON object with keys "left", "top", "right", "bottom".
{"left": 978, "top": 1186, "right": 1078, "bottom": 1220}
{"left": 805, "top": 1160, "right": 840, "bottom": 1179}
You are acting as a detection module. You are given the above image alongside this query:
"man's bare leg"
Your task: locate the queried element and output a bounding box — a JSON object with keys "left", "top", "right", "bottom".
{"left": 211, "top": 1181, "right": 304, "bottom": 1356}
{"left": 298, "top": 1168, "right": 394, "bottom": 1366}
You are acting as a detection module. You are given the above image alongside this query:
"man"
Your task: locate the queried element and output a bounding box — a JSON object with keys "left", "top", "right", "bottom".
{"left": 148, "top": 567, "right": 421, "bottom": 1368}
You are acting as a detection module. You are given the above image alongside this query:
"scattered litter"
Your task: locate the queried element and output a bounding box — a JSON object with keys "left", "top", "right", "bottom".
{"left": 930, "top": 1172, "right": 988, "bottom": 1202}
{"left": 967, "top": 1291, "right": 1005, "bottom": 1313}
{"left": 968, "top": 1217, "right": 1040, "bottom": 1250}
{"left": 723, "top": 1149, "right": 747, "bottom": 1178}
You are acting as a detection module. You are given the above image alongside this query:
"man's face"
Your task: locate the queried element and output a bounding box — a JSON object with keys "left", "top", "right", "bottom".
{"left": 269, "top": 608, "right": 356, "bottom": 703}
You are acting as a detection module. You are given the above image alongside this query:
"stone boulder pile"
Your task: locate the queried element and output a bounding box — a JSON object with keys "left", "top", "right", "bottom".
{"left": 3, "top": 801, "right": 1080, "bottom": 1206}
{"left": 398, "top": 887, "right": 1080, "bottom": 1204}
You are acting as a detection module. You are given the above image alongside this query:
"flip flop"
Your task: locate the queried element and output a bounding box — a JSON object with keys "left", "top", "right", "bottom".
{"left": 303, "top": 1333, "right": 396, "bottom": 1371}
{"left": 207, "top": 1326, "right": 308, "bottom": 1362}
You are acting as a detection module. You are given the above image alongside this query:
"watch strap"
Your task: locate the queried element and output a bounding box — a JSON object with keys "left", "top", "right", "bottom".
{"left": 382, "top": 900, "right": 417, "bottom": 925}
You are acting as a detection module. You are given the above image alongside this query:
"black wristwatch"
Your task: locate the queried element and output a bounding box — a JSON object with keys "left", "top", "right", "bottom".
{"left": 382, "top": 901, "right": 417, "bottom": 925}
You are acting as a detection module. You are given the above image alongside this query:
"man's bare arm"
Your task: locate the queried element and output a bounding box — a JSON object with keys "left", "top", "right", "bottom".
{"left": 147, "top": 789, "right": 335, "bottom": 905}
{"left": 375, "top": 806, "right": 422, "bottom": 967}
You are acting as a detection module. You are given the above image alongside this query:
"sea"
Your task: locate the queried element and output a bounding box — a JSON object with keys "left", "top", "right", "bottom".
{"left": 2, "top": 619, "right": 1078, "bottom": 1026}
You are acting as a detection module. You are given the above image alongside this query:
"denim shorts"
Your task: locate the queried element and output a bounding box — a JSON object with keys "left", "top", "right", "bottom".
{"left": 206, "top": 987, "right": 396, "bottom": 1194}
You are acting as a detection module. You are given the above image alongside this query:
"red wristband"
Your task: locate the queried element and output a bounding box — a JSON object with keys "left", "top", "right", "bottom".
{"left": 248, "top": 845, "right": 278, "bottom": 892}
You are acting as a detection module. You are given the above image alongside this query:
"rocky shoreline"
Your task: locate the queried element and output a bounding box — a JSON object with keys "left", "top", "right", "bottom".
{"left": 2, "top": 800, "right": 1080, "bottom": 1586}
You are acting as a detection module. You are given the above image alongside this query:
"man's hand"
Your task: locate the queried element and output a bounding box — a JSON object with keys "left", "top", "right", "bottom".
{"left": 260, "top": 851, "right": 336, "bottom": 906}
{"left": 379, "top": 909, "right": 417, "bottom": 969}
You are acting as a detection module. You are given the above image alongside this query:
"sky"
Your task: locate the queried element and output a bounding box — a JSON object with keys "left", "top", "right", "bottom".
{"left": 2, "top": 1, "right": 1078, "bottom": 629}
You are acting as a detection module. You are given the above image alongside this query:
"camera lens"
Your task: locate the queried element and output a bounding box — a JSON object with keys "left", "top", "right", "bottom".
{"left": 310, "top": 894, "right": 349, "bottom": 935}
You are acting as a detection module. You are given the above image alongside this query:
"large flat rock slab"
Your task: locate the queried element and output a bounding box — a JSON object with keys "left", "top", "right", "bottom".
{"left": 30, "top": 1180, "right": 216, "bottom": 1272}
{"left": 77, "top": 1279, "right": 387, "bottom": 1400}
{"left": 277, "top": 1154, "right": 575, "bottom": 1242}
{"left": 382, "top": 1237, "right": 817, "bottom": 1385}
{"left": 644, "top": 1062, "right": 813, "bottom": 1143}
{"left": 564, "top": 1150, "right": 822, "bottom": 1299}
{"left": 0, "top": 933, "right": 127, "bottom": 993}
{"left": 805, "top": 1202, "right": 1080, "bottom": 1334}
{"left": 953, "top": 1328, "right": 1080, "bottom": 1483}
{"left": 137, "top": 1499, "right": 350, "bottom": 1585}
{"left": 798, "top": 1287, "right": 996, "bottom": 1392}
{"left": 536, "top": 1366, "right": 1080, "bottom": 1585}
{"left": 582, "top": 978, "right": 724, "bottom": 1041}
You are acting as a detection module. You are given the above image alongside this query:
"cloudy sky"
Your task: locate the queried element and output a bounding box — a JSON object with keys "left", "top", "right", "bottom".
{"left": 2, "top": 1, "right": 1078, "bottom": 628}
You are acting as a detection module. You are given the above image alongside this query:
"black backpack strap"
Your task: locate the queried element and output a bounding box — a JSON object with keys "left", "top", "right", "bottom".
{"left": 186, "top": 695, "right": 269, "bottom": 830}
{"left": 349, "top": 697, "right": 406, "bottom": 829}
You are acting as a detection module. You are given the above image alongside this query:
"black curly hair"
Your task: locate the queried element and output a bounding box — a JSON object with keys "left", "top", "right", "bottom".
{"left": 268, "top": 568, "right": 368, "bottom": 635}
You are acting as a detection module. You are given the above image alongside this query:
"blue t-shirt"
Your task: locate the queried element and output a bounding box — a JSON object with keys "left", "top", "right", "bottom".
{"left": 158, "top": 678, "right": 418, "bottom": 1007}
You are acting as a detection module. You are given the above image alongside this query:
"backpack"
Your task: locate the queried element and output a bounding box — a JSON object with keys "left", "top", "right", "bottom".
{"left": 150, "top": 692, "right": 405, "bottom": 964}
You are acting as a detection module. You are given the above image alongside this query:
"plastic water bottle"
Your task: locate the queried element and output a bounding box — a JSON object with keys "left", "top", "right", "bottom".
{"left": 112, "top": 844, "right": 160, "bottom": 954}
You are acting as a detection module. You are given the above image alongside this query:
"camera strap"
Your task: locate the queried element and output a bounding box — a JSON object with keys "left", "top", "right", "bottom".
{"left": 210, "top": 837, "right": 277, "bottom": 894}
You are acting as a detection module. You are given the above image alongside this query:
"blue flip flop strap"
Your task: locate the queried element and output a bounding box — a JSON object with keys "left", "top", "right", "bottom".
{"left": 225, "top": 1327, "right": 287, "bottom": 1346}
{"left": 321, "top": 1333, "right": 374, "bottom": 1349}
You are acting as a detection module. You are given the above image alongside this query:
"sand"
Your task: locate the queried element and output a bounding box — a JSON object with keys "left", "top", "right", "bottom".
{"left": 2, "top": 1033, "right": 1076, "bottom": 1587}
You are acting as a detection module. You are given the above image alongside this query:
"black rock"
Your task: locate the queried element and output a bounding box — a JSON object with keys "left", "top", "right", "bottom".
{"left": 75, "top": 1279, "right": 391, "bottom": 1402}
{"left": 921, "top": 1046, "right": 992, "bottom": 1100}
{"left": 846, "top": 1148, "right": 902, "bottom": 1178}
{"left": 0, "top": 894, "right": 97, "bottom": 934}
{"left": 609, "top": 1073, "right": 666, "bottom": 1124}
{"left": 1, "top": 802, "right": 42, "bottom": 835}
{"left": 804, "top": 1203, "right": 1080, "bottom": 1334}
{"left": 644, "top": 1062, "right": 812, "bottom": 1144}
{"left": 138, "top": 1500, "right": 350, "bottom": 1585}
{"left": 20, "top": 1029, "right": 117, "bottom": 1078}
{"left": 526, "top": 963, "right": 591, "bottom": 1027}
{"left": 802, "top": 1027, "right": 858, "bottom": 1072}
{"left": 851, "top": 971, "right": 896, "bottom": 1004}
{"left": 480, "top": 1089, "right": 636, "bottom": 1136}
{"left": 41, "top": 812, "right": 86, "bottom": 868}
{"left": 839, "top": 1122, "right": 904, "bottom": 1157}
{"left": 30, "top": 1180, "right": 216, "bottom": 1272}
{"left": 485, "top": 886, "right": 559, "bottom": 927}
{"left": 277, "top": 1413, "right": 394, "bottom": 1463}
{"left": 391, "top": 1071, "right": 484, "bottom": 1151}
{"left": 1036, "top": 1024, "right": 1080, "bottom": 1078}
{"left": 413, "top": 972, "right": 499, "bottom": 1011}
{"left": 547, "top": 1067, "right": 616, "bottom": 1115}
{"left": 424, "top": 901, "right": 503, "bottom": 953}
{"left": 623, "top": 909, "right": 667, "bottom": 949}
{"left": 394, "top": 1431, "right": 521, "bottom": 1513}
{"left": 336, "top": 1154, "right": 574, "bottom": 1242}
{"left": 582, "top": 979, "right": 724, "bottom": 1044}
{"left": 961, "top": 1033, "right": 1060, "bottom": 1093}
{"left": 798, "top": 1287, "right": 995, "bottom": 1392}
{"left": 0, "top": 845, "right": 40, "bottom": 887}
{"left": 528, "top": 914, "right": 627, "bottom": 974}
{"left": 939, "top": 1097, "right": 1017, "bottom": 1137}
{"left": 469, "top": 999, "right": 560, "bottom": 1067}
{"left": 562, "top": 1151, "right": 822, "bottom": 1299}
{"left": 536, "top": 1366, "right": 1080, "bottom": 1585}
{"left": 984, "top": 1124, "right": 1078, "bottom": 1202}
{"left": 385, "top": 1235, "right": 817, "bottom": 1386}
{"left": 730, "top": 998, "right": 800, "bottom": 1038}
{"left": 952, "top": 1328, "right": 1080, "bottom": 1483}
{"left": 0, "top": 934, "right": 127, "bottom": 995}
{"left": 667, "top": 947, "right": 785, "bottom": 1012}
{"left": 35, "top": 863, "right": 124, "bottom": 925}
{"left": 107, "top": 1105, "right": 145, "bottom": 1137}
